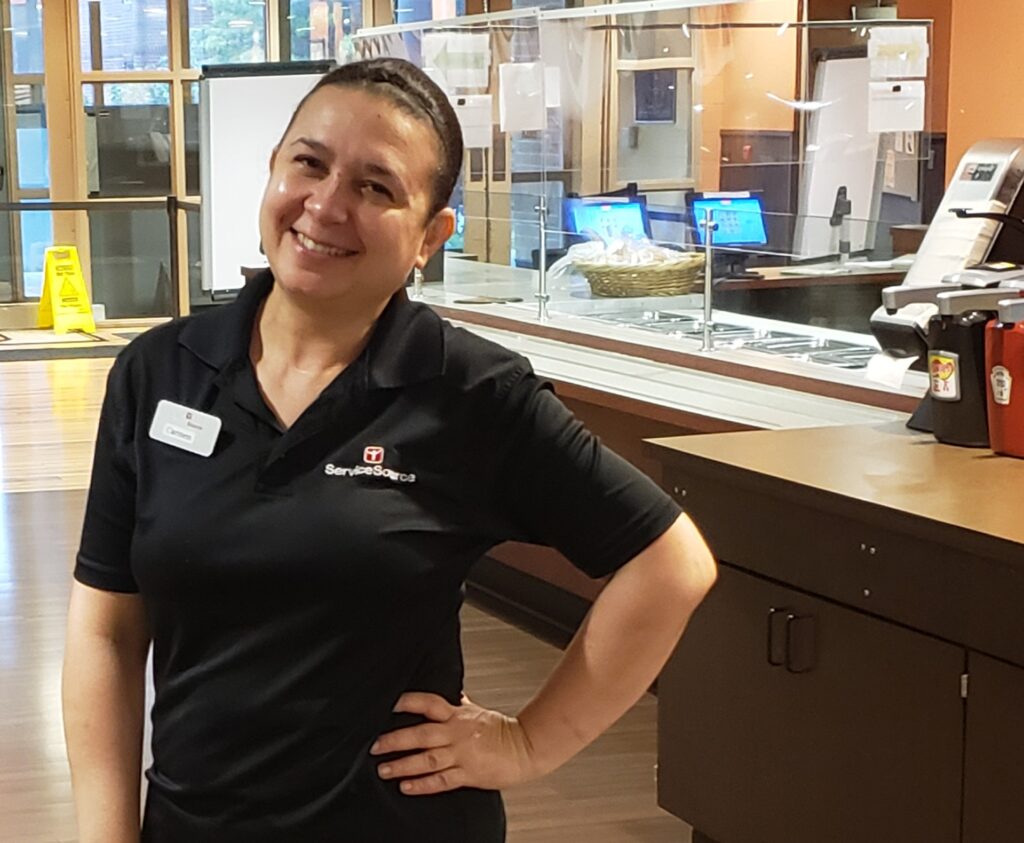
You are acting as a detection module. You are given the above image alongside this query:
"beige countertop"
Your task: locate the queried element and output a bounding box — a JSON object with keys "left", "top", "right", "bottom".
{"left": 648, "top": 423, "right": 1024, "bottom": 548}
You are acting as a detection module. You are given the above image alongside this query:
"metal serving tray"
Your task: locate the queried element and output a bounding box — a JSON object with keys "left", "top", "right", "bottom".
{"left": 586, "top": 310, "right": 878, "bottom": 369}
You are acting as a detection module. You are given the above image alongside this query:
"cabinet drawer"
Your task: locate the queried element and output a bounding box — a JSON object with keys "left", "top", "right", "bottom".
{"left": 664, "top": 466, "right": 1024, "bottom": 666}
{"left": 659, "top": 565, "right": 964, "bottom": 843}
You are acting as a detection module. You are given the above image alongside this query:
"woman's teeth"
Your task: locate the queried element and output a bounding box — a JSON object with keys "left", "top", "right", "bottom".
{"left": 295, "top": 231, "right": 354, "bottom": 257}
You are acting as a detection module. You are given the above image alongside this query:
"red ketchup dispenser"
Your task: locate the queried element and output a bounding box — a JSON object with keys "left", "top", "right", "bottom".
{"left": 986, "top": 296, "right": 1024, "bottom": 458}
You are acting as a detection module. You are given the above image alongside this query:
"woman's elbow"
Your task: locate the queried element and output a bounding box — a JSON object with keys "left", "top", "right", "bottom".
{"left": 689, "top": 539, "right": 718, "bottom": 602}
{"left": 664, "top": 513, "right": 718, "bottom": 607}
{"left": 619, "top": 514, "right": 717, "bottom": 610}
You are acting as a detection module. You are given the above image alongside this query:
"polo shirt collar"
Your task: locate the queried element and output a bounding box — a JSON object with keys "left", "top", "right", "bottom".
{"left": 178, "top": 269, "right": 446, "bottom": 390}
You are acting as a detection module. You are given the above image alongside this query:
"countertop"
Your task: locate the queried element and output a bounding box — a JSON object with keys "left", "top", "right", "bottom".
{"left": 647, "top": 422, "right": 1024, "bottom": 550}
{"left": 645, "top": 423, "right": 1024, "bottom": 665}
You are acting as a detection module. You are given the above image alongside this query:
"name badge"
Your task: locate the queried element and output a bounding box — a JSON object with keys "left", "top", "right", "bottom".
{"left": 149, "top": 400, "right": 222, "bottom": 457}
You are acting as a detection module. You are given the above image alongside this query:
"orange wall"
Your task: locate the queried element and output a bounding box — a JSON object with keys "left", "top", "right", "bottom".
{"left": 946, "top": 0, "right": 1024, "bottom": 181}
{"left": 695, "top": 0, "right": 800, "bottom": 190}
{"left": 899, "top": 0, "right": 951, "bottom": 134}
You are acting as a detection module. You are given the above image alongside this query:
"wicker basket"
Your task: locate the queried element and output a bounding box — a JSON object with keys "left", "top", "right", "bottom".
{"left": 574, "top": 252, "right": 705, "bottom": 298}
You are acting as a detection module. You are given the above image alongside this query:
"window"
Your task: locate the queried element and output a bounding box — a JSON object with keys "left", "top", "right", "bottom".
{"left": 14, "top": 84, "right": 48, "bottom": 191}
{"left": 1, "top": 1, "right": 50, "bottom": 303}
{"left": 186, "top": 0, "right": 268, "bottom": 67}
{"left": 393, "top": 0, "right": 430, "bottom": 26}
{"left": 10, "top": 0, "right": 45, "bottom": 74}
{"left": 183, "top": 82, "right": 201, "bottom": 195}
{"left": 20, "top": 207, "right": 53, "bottom": 298}
{"left": 89, "top": 207, "right": 172, "bottom": 317}
{"left": 83, "top": 83, "right": 172, "bottom": 197}
{"left": 288, "top": 0, "right": 362, "bottom": 61}
{"left": 79, "top": 0, "right": 170, "bottom": 71}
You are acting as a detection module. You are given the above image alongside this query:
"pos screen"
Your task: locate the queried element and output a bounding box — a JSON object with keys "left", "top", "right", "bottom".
{"left": 689, "top": 195, "right": 768, "bottom": 247}
{"left": 565, "top": 199, "right": 650, "bottom": 241}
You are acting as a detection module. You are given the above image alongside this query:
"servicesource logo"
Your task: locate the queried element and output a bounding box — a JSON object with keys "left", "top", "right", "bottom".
{"left": 324, "top": 446, "right": 416, "bottom": 484}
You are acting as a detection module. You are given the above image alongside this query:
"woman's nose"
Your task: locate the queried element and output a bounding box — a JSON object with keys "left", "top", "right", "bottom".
{"left": 305, "top": 174, "right": 349, "bottom": 222}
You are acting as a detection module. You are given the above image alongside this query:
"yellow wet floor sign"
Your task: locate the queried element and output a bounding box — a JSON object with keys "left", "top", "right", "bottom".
{"left": 38, "top": 246, "right": 96, "bottom": 334}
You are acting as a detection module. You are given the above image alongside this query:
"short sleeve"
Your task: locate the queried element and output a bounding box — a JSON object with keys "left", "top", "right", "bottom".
{"left": 492, "top": 368, "right": 682, "bottom": 579}
{"left": 74, "top": 356, "right": 140, "bottom": 593}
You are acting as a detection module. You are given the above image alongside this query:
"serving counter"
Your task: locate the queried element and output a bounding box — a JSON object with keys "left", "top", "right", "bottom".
{"left": 425, "top": 256, "right": 922, "bottom": 416}
{"left": 429, "top": 257, "right": 920, "bottom": 632}
{"left": 645, "top": 423, "right": 1024, "bottom": 843}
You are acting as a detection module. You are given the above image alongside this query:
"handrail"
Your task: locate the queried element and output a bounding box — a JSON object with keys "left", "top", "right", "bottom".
{"left": 0, "top": 196, "right": 202, "bottom": 318}
{"left": 0, "top": 198, "right": 169, "bottom": 212}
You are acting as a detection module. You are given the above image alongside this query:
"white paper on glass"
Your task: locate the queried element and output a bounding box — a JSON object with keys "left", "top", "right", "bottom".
{"left": 868, "top": 80, "right": 925, "bottom": 133}
{"left": 865, "top": 352, "right": 918, "bottom": 390}
{"left": 422, "top": 32, "right": 490, "bottom": 91}
{"left": 451, "top": 94, "right": 492, "bottom": 149}
{"left": 884, "top": 148, "right": 897, "bottom": 190}
{"left": 868, "top": 26, "right": 929, "bottom": 79}
{"left": 544, "top": 65, "right": 561, "bottom": 109}
{"left": 498, "top": 62, "right": 546, "bottom": 132}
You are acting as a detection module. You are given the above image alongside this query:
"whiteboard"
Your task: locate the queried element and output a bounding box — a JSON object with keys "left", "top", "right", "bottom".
{"left": 200, "top": 67, "right": 327, "bottom": 292}
{"left": 793, "top": 55, "right": 882, "bottom": 259}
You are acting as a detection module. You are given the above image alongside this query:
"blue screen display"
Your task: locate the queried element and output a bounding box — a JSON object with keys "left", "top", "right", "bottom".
{"left": 567, "top": 200, "right": 648, "bottom": 241}
{"left": 690, "top": 197, "right": 768, "bottom": 246}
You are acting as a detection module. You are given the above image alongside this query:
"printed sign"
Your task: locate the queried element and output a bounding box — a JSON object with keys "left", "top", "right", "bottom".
{"left": 37, "top": 246, "right": 96, "bottom": 334}
{"left": 929, "top": 351, "right": 960, "bottom": 401}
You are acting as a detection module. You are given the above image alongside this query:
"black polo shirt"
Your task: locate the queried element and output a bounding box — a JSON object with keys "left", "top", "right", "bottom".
{"left": 75, "top": 270, "right": 681, "bottom": 843}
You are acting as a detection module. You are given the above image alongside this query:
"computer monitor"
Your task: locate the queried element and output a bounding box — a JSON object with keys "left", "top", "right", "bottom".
{"left": 564, "top": 198, "right": 652, "bottom": 242}
{"left": 688, "top": 194, "right": 769, "bottom": 248}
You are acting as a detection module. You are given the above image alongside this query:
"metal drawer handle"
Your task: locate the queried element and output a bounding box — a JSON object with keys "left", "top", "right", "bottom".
{"left": 785, "top": 613, "right": 817, "bottom": 674}
{"left": 766, "top": 606, "right": 789, "bottom": 667}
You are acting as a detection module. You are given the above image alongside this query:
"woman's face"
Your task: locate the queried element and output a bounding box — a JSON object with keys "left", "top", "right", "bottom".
{"left": 258, "top": 85, "right": 453, "bottom": 308}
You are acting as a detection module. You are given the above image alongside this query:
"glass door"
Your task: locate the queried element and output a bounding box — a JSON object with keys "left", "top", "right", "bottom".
{"left": 0, "top": 22, "right": 14, "bottom": 304}
{"left": 1, "top": 0, "right": 50, "bottom": 305}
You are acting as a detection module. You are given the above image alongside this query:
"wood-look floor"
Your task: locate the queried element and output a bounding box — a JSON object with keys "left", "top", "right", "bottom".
{"left": 0, "top": 357, "right": 690, "bottom": 842}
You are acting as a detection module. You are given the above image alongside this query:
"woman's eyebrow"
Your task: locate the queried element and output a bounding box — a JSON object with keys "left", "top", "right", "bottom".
{"left": 364, "top": 162, "right": 402, "bottom": 183}
{"left": 290, "top": 137, "right": 331, "bottom": 156}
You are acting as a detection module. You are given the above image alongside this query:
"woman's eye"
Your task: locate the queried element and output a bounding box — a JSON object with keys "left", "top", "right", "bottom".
{"left": 363, "top": 182, "right": 394, "bottom": 200}
{"left": 295, "top": 155, "right": 323, "bottom": 170}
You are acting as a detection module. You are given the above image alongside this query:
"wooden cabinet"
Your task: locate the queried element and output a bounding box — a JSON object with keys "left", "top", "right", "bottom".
{"left": 962, "top": 653, "right": 1024, "bottom": 843}
{"left": 659, "top": 565, "right": 964, "bottom": 843}
{"left": 647, "top": 425, "right": 1024, "bottom": 843}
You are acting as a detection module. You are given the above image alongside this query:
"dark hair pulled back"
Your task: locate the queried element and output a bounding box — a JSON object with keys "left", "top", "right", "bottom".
{"left": 281, "top": 58, "right": 464, "bottom": 218}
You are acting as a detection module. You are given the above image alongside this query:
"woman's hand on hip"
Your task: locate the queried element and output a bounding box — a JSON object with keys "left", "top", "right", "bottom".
{"left": 370, "top": 692, "right": 541, "bottom": 795}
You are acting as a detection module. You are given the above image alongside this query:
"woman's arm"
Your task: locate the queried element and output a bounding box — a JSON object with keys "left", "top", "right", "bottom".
{"left": 516, "top": 511, "right": 716, "bottom": 774}
{"left": 63, "top": 581, "right": 150, "bottom": 843}
{"left": 373, "top": 512, "right": 717, "bottom": 792}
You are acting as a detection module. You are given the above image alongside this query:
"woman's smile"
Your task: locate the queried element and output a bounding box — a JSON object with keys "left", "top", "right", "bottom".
{"left": 292, "top": 229, "right": 360, "bottom": 259}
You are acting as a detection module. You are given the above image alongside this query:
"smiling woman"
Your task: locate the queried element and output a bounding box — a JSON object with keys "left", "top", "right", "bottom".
{"left": 258, "top": 86, "right": 454, "bottom": 309}
{"left": 62, "top": 57, "right": 716, "bottom": 843}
